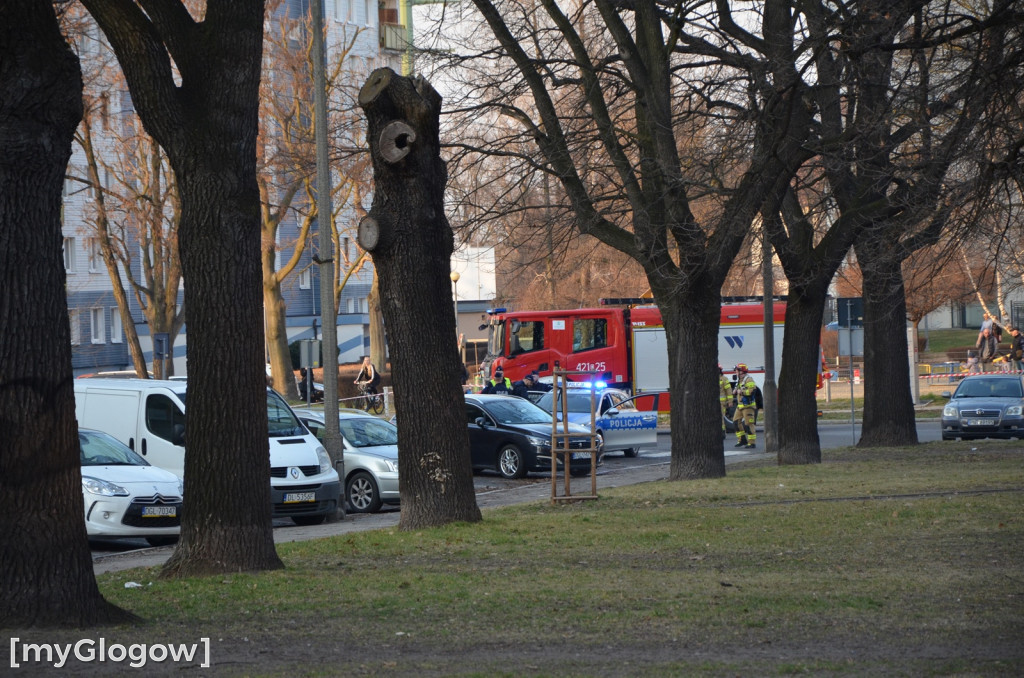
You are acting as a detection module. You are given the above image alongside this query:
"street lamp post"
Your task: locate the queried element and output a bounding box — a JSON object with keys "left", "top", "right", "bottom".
{"left": 450, "top": 270, "right": 462, "bottom": 361}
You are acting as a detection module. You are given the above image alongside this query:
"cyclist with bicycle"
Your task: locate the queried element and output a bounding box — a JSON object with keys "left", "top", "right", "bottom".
{"left": 354, "top": 356, "right": 382, "bottom": 411}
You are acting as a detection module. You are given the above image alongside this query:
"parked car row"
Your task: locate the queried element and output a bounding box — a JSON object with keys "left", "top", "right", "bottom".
{"left": 75, "top": 380, "right": 659, "bottom": 545}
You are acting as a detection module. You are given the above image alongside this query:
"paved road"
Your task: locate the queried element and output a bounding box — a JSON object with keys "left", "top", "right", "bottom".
{"left": 90, "top": 419, "right": 943, "bottom": 574}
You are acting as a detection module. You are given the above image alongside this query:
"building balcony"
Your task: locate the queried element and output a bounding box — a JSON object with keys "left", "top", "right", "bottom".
{"left": 380, "top": 22, "right": 407, "bottom": 51}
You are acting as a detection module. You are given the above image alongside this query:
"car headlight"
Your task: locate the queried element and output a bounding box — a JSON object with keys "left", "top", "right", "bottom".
{"left": 316, "top": 445, "right": 332, "bottom": 474}
{"left": 1006, "top": 405, "right": 1023, "bottom": 416}
{"left": 82, "top": 476, "right": 129, "bottom": 497}
{"left": 943, "top": 405, "right": 958, "bottom": 417}
{"left": 177, "top": 478, "right": 184, "bottom": 495}
{"left": 383, "top": 459, "right": 398, "bottom": 473}
{"left": 526, "top": 435, "right": 550, "bottom": 449}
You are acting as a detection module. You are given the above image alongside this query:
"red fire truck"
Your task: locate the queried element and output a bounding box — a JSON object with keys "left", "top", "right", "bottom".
{"left": 479, "top": 298, "right": 797, "bottom": 406}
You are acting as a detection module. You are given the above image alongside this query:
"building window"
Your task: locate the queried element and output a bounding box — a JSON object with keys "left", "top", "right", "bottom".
{"left": 299, "top": 268, "right": 311, "bottom": 289}
{"left": 69, "top": 310, "right": 81, "bottom": 346}
{"left": 341, "top": 236, "right": 350, "bottom": 262}
{"left": 346, "top": 298, "right": 355, "bottom": 314}
{"left": 111, "top": 308, "right": 123, "bottom": 343}
{"left": 90, "top": 307, "right": 105, "bottom": 344}
{"left": 63, "top": 237, "right": 76, "bottom": 272}
{"left": 88, "top": 238, "right": 102, "bottom": 272}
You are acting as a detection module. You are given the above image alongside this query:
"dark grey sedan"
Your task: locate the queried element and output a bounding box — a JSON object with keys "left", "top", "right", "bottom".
{"left": 465, "top": 394, "right": 601, "bottom": 479}
{"left": 941, "top": 374, "right": 1024, "bottom": 441}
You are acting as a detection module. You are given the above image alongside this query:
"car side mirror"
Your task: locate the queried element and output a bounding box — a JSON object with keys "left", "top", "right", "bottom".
{"left": 605, "top": 407, "right": 619, "bottom": 416}
{"left": 941, "top": 391, "right": 951, "bottom": 398}
{"left": 475, "top": 417, "right": 488, "bottom": 427}
{"left": 172, "top": 424, "right": 185, "bottom": 446}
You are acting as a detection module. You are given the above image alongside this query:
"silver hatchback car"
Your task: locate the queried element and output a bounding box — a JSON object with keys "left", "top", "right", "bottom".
{"left": 941, "top": 374, "right": 1024, "bottom": 441}
{"left": 294, "top": 409, "right": 399, "bottom": 513}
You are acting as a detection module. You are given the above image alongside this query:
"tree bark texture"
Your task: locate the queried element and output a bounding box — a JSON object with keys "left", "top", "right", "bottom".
{"left": 855, "top": 236, "right": 919, "bottom": 447}
{"left": 658, "top": 289, "right": 728, "bottom": 480}
{"left": 359, "top": 68, "right": 482, "bottom": 529}
{"left": 776, "top": 291, "right": 829, "bottom": 464}
{"left": 0, "top": 0, "right": 133, "bottom": 626}
{"left": 82, "top": 0, "right": 283, "bottom": 576}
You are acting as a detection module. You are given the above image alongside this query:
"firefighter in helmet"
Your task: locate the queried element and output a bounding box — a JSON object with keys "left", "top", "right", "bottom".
{"left": 732, "top": 363, "right": 757, "bottom": 449}
{"left": 717, "top": 364, "right": 732, "bottom": 439}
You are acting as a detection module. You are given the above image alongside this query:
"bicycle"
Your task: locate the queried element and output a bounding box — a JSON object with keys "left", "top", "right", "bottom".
{"left": 358, "top": 383, "right": 385, "bottom": 414}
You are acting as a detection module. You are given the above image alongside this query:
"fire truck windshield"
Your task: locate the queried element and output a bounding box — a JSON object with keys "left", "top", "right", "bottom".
{"left": 487, "top": 319, "right": 505, "bottom": 358}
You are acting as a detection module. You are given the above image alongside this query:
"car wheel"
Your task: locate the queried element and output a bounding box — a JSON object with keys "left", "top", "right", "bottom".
{"left": 623, "top": 447, "right": 639, "bottom": 458}
{"left": 346, "top": 470, "right": 382, "bottom": 513}
{"left": 145, "top": 536, "right": 178, "bottom": 547}
{"left": 497, "top": 444, "right": 526, "bottom": 479}
{"left": 292, "top": 513, "right": 327, "bottom": 526}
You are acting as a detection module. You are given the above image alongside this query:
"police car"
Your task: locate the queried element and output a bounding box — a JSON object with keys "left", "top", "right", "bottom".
{"left": 532, "top": 382, "right": 659, "bottom": 457}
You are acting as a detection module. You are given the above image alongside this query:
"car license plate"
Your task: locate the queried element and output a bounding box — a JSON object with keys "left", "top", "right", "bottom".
{"left": 284, "top": 492, "right": 316, "bottom": 503}
{"left": 967, "top": 419, "right": 995, "bottom": 426}
{"left": 572, "top": 452, "right": 592, "bottom": 460}
{"left": 141, "top": 506, "right": 176, "bottom": 518}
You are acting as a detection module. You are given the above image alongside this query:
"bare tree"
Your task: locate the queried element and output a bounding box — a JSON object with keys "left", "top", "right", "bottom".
{"left": 81, "top": 0, "right": 283, "bottom": 576}
{"left": 260, "top": 8, "right": 375, "bottom": 395}
{"left": 421, "top": 0, "right": 814, "bottom": 478}
{"left": 0, "top": 0, "right": 133, "bottom": 626}
{"left": 845, "top": 1, "right": 1023, "bottom": 446}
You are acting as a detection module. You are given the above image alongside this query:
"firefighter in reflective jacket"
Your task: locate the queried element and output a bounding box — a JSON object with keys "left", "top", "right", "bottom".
{"left": 732, "top": 363, "right": 757, "bottom": 449}
{"left": 718, "top": 364, "right": 732, "bottom": 439}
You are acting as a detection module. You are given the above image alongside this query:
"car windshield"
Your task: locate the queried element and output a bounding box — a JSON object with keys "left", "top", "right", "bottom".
{"left": 480, "top": 397, "right": 551, "bottom": 425}
{"left": 267, "top": 391, "right": 306, "bottom": 437}
{"left": 80, "top": 430, "right": 147, "bottom": 466}
{"left": 955, "top": 378, "right": 1023, "bottom": 399}
{"left": 339, "top": 417, "right": 398, "bottom": 447}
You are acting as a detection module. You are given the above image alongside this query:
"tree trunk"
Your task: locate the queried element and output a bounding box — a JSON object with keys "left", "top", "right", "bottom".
{"left": 368, "top": 271, "right": 387, "bottom": 370}
{"left": 856, "top": 237, "right": 918, "bottom": 447}
{"left": 82, "top": 0, "right": 283, "bottom": 576}
{"left": 777, "top": 291, "right": 828, "bottom": 464}
{"left": 657, "top": 284, "right": 727, "bottom": 480}
{"left": 358, "top": 68, "right": 481, "bottom": 529}
{"left": 264, "top": 275, "right": 298, "bottom": 398}
{"left": 0, "top": 0, "right": 133, "bottom": 626}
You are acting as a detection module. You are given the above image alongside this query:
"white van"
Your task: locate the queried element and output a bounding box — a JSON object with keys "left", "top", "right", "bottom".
{"left": 73, "top": 379, "right": 341, "bottom": 526}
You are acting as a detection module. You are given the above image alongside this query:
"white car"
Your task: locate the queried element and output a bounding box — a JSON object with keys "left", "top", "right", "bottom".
{"left": 80, "top": 428, "right": 182, "bottom": 546}
{"left": 294, "top": 409, "right": 399, "bottom": 513}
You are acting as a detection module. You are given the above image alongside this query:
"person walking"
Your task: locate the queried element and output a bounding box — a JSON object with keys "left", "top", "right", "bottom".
{"left": 975, "top": 327, "right": 1000, "bottom": 372}
{"left": 718, "top": 364, "right": 732, "bottom": 440}
{"left": 732, "top": 363, "right": 757, "bottom": 449}
{"left": 1009, "top": 327, "right": 1023, "bottom": 373}
{"left": 482, "top": 366, "right": 513, "bottom": 395}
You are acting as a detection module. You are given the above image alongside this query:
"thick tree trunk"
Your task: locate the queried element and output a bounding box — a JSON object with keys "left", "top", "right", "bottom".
{"left": 161, "top": 159, "right": 284, "bottom": 576}
{"left": 82, "top": 0, "right": 283, "bottom": 575}
{"left": 856, "top": 238, "right": 918, "bottom": 447}
{"left": 777, "top": 291, "right": 827, "bottom": 464}
{"left": 657, "top": 284, "right": 726, "bottom": 480}
{"left": 359, "top": 68, "right": 481, "bottom": 529}
{"left": 0, "top": 0, "right": 133, "bottom": 626}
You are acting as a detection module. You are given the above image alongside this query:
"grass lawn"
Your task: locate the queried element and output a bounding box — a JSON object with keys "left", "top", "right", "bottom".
{"left": 20, "top": 443, "right": 1023, "bottom": 676}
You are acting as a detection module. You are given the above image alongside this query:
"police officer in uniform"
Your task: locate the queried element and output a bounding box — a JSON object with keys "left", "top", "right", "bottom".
{"left": 482, "top": 366, "right": 513, "bottom": 395}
